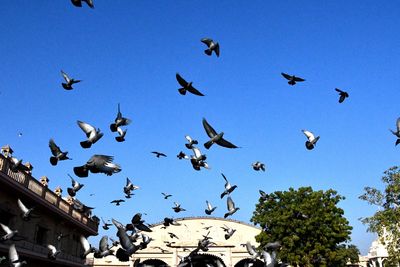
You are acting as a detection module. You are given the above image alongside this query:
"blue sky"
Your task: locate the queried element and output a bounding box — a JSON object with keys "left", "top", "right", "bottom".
{"left": 1, "top": 1, "right": 399, "bottom": 255}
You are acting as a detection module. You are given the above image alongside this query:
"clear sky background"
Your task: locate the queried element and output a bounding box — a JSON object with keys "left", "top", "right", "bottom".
{"left": 1, "top": 0, "right": 399, "bottom": 255}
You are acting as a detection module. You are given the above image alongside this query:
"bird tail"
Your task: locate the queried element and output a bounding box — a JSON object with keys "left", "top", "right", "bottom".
{"left": 115, "top": 136, "right": 125, "bottom": 142}
{"left": 288, "top": 80, "right": 296, "bottom": 85}
{"left": 73, "top": 166, "right": 89, "bottom": 178}
{"left": 178, "top": 88, "right": 186, "bottom": 95}
{"left": 80, "top": 141, "right": 92, "bottom": 149}
{"left": 204, "top": 141, "right": 213, "bottom": 149}
{"left": 204, "top": 49, "right": 212, "bottom": 56}
{"left": 205, "top": 210, "right": 211, "bottom": 215}
{"left": 110, "top": 123, "right": 118, "bottom": 132}
{"left": 396, "top": 139, "right": 400, "bottom": 146}
{"left": 50, "top": 157, "right": 58, "bottom": 166}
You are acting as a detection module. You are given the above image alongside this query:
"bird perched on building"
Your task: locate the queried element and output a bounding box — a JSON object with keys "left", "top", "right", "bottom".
{"left": 390, "top": 117, "right": 400, "bottom": 146}
{"left": 9, "top": 244, "right": 27, "bottom": 267}
{"left": 221, "top": 225, "right": 236, "bottom": 240}
{"left": 67, "top": 174, "right": 84, "bottom": 197}
{"left": 201, "top": 38, "right": 220, "bottom": 57}
{"left": 47, "top": 244, "right": 61, "bottom": 260}
{"left": 77, "top": 121, "right": 103, "bottom": 149}
{"left": 152, "top": 151, "right": 167, "bottom": 158}
{"left": 172, "top": 202, "right": 186, "bottom": 213}
{"left": 205, "top": 201, "right": 217, "bottom": 215}
{"left": 202, "top": 118, "right": 239, "bottom": 149}
{"left": 302, "top": 130, "right": 320, "bottom": 150}
{"left": 61, "top": 70, "right": 81, "bottom": 90}
{"left": 252, "top": 161, "right": 266, "bottom": 171}
{"left": 220, "top": 173, "right": 237, "bottom": 199}
{"left": 162, "top": 192, "right": 172, "bottom": 199}
{"left": 48, "top": 139, "right": 70, "bottom": 166}
{"left": 176, "top": 73, "right": 205, "bottom": 96}
{"left": 110, "top": 199, "right": 125, "bottom": 206}
{"left": 281, "top": 72, "right": 305, "bottom": 85}
{"left": 74, "top": 155, "right": 121, "bottom": 177}
{"left": 71, "top": 0, "right": 94, "bottom": 8}
{"left": 185, "top": 135, "right": 198, "bottom": 149}
{"left": 334, "top": 88, "right": 349, "bottom": 103}
{"left": 224, "top": 196, "right": 239, "bottom": 218}
{"left": 9, "top": 157, "right": 31, "bottom": 173}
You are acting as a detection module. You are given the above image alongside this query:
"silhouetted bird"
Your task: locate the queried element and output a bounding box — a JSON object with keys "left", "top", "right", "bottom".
{"left": 152, "top": 151, "right": 167, "bottom": 158}
{"left": 390, "top": 117, "right": 400, "bottom": 146}
{"left": 220, "top": 173, "right": 237, "bottom": 198}
{"left": 201, "top": 38, "right": 220, "bottom": 57}
{"left": 67, "top": 174, "right": 84, "bottom": 197}
{"left": 335, "top": 88, "right": 349, "bottom": 103}
{"left": 176, "top": 73, "right": 204, "bottom": 96}
{"left": 61, "top": 70, "right": 81, "bottom": 90}
{"left": 281, "top": 72, "right": 305, "bottom": 85}
{"left": 202, "top": 118, "right": 239, "bottom": 149}
{"left": 49, "top": 139, "right": 70, "bottom": 166}
{"left": 71, "top": 0, "right": 94, "bottom": 8}
{"left": 252, "top": 161, "right": 265, "bottom": 171}
{"left": 110, "top": 199, "right": 125, "bottom": 206}
{"left": 162, "top": 192, "right": 172, "bottom": 199}
{"left": 74, "top": 155, "right": 121, "bottom": 177}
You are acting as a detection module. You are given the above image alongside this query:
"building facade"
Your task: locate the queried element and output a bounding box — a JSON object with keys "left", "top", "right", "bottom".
{"left": 91, "top": 217, "right": 263, "bottom": 267}
{"left": 0, "top": 146, "right": 99, "bottom": 266}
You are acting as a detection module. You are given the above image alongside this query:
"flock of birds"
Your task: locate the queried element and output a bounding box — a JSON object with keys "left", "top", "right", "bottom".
{"left": 5, "top": 1, "right": 398, "bottom": 267}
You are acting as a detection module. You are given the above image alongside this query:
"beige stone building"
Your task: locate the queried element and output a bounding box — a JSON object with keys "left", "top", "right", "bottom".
{"left": 90, "top": 217, "right": 263, "bottom": 267}
{"left": 0, "top": 146, "right": 99, "bottom": 266}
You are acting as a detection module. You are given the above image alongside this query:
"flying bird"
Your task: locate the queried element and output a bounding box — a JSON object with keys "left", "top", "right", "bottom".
{"left": 205, "top": 201, "right": 217, "bottom": 215}
{"left": 390, "top": 117, "right": 400, "bottom": 146}
{"left": 335, "top": 88, "right": 349, "bottom": 103}
{"left": 124, "top": 177, "right": 139, "bottom": 195}
{"left": 302, "top": 130, "right": 320, "bottom": 150}
{"left": 172, "top": 202, "right": 186, "bottom": 213}
{"left": 281, "top": 72, "right": 305, "bottom": 85}
{"left": 252, "top": 161, "right": 266, "bottom": 171}
{"left": 0, "top": 223, "right": 22, "bottom": 242}
{"left": 162, "top": 192, "right": 172, "bottom": 199}
{"left": 245, "top": 241, "right": 260, "bottom": 260}
{"left": 176, "top": 73, "right": 204, "bottom": 96}
{"left": 202, "top": 118, "right": 239, "bottom": 149}
{"left": 168, "top": 232, "right": 179, "bottom": 239}
{"left": 80, "top": 235, "right": 95, "bottom": 259}
{"left": 152, "top": 151, "right": 167, "bottom": 158}
{"left": 221, "top": 225, "right": 236, "bottom": 240}
{"left": 115, "top": 127, "right": 127, "bottom": 142}
{"left": 73, "top": 155, "right": 121, "bottom": 177}
{"left": 110, "top": 199, "right": 125, "bottom": 206}
{"left": 71, "top": 0, "right": 94, "bottom": 8}
{"left": 224, "top": 196, "right": 239, "bottom": 218}
{"left": 110, "top": 104, "right": 131, "bottom": 140}
{"left": 101, "top": 218, "right": 112, "bottom": 230}
{"left": 220, "top": 173, "right": 237, "bottom": 198}
{"left": 9, "top": 244, "right": 27, "bottom": 267}
{"left": 17, "top": 199, "right": 38, "bottom": 221}
{"left": 201, "top": 38, "right": 220, "bottom": 57}
{"left": 259, "top": 190, "right": 268, "bottom": 200}
{"left": 177, "top": 151, "right": 189, "bottom": 160}
{"left": 77, "top": 120, "right": 103, "bottom": 148}
{"left": 61, "top": 70, "right": 81, "bottom": 90}
{"left": 185, "top": 135, "right": 198, "bottom": 149}
{"left": 93, "top": 236, "right": 114, "bottom": 258}
{"left": 127, "top": 213, "right": 152, "bottom": 232}
{"left": 67, "top": 174, "right": 84, "bottom": 197}
{"left": 190, "top": 146, "right": 209, "bottom": 171}
{"left": 48, "top": 139, "right": 70, "bottom": 166}
{"left": 47, "top": 244, "right": 61, "bottom": 260}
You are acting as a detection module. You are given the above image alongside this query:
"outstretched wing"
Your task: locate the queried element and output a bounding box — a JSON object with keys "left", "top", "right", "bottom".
{"left": 77, "top": 121, "right": 95, "bottom": 137}
{"left": 396, "top": 118, "right": 400, "bottom": 132}
{"left": 293, "top": 76, "right": 305, "bottom": 82}
{"left": 61, "top": 70, "right": 70, "bottom": 83}
{"left": 49, "top": 139, "right": 61, "bottom": 156}
{"left": 217, "top": 137, "right": 239, "bottom": 148}
{"left": 302, "top": 130, "right": 315, "bottom": 141}
{"left": 227, "top": 196, "right": 235, "bottom": 211}
{"left": 176, "top": 73, "right": 188, "bottom": 87}
{"left": 281, "top": 72, "right": 292, "bottom": 80}
{"left": 201, "top": 38, "right": 213, "bottom": 47}
{"left": 202, "top": 118, "right": 218, "bottom": 138}
{"left": 17, "top": 199, "right": 29, "bottom": 213}
{"left": 187, "top": 85, "right": 204, "bottom": 96}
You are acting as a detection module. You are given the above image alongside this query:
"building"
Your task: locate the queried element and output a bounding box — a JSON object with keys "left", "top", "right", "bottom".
{"left": 0, "top": 146, "right": 99, "bottom": 266}
{"left": 91, "top": 217, "right": 264, "bottom": 267}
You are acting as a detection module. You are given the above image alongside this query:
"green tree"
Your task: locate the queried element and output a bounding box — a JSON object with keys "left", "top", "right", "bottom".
{"left": 251, "top": 186, "right": 358, "bottom": 267}
{"left": 359, "top": 166, "right": 400, "bottom": 266}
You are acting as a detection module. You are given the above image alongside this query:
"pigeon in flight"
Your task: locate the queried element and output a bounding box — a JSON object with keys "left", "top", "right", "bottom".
{"left": 176, "top": 73, "right": 205, "bottom": 96}
{"left": 77, "top": 121, "right": 103, "bottom": 148}
{"left": 172, "top": 202, "right": 186, "bottom": 213}
{"left": 48, "top": 139, "right": 70, "bottom": 166}
{"left": 152, "top": 151, "right": 167, "bottom": 158}
{"left": 80, "top": 235, "right": 95, "bottom": 259}
{"left": 162, "top": 217, "right": 181, "bottom": 228}
{"left": 126, "top": 213, "right": 152, "bottom": 232}
{"left": 67, "top": 174, "right": 84, "bottom": 197}
{"left": 220, "top": 173, "right": 237, "bottom": 199}
{"left": 110, "top": 199, "right": 125, "bottom": 206}
{"left": 93, "top": 236, "right": 114, "bottom": 258}
{"left": 17, "top": 199, "right": 38, "bottom": 221}
{"left": 61, "top": 70, "right": 81, "bottom": 90}
{"left": 162, "top": 192, "right": 172, "bottom": 199}
{"left": 177, "top": 151, "right": 189, "bottom": 160}
{"left": 47, "top": 244, "right": 61, "bottom": 260}
{"left": 221, "top": 225, "right": 236, "bottom": 240}
{"left": 101, "top": 218, "right": 112, "bottom": 230}
{"left": 168, "top": 232, "right": 179, "bottom": 239}
{"left": 124, "top": 177, "right": 139, "bottom": 196}
{"left": 185, "top": 135, "right": 199, "bottom": 149}
{"left": 259, "top": 190, "right": 268, "bottom": 200}
{"left": 201, "top": 38, "right": 220, "bottom": 57}
{"left": 205, "top": 201, "right": 217, "bottom": 215}
{"left": 110, "top": 103, "right": 131, "bottom": 131}
{"left": 190, "top": 146, "right": 209, "bottom": 171}
{"left": 281, "top": 72, "right": 305, "bottom": 85}
{"left": 0, "top": 223, "right": 23, "bottom": 242}
{"left": 252, "top": 161, "right": 266, "bottom": 171}
{"left": 9, "top": 157, "right": 31, "bottom": 173}
{"left": 390, "top": 117, "right": 400, "bottom": 146}
{"left": 74, "top": 155, "right": 121, "bottom": 177}
{"left": 302, "top": 130, "right": 320, "bottom": 150}
{"left": 245, "top": 241, "right": 260, "bottom": 260}
{"left": 9, "top": 244, "right": 27, "bottom": 267}
{"left": 335, "top": 88, "right": 349, "bottom": 103}
{"left": 115, "top": 127, "right": 127, "bottom": 142}
{"left": 71, "top": 0, "right": 94, "bottom": 8}
{"left": 202, "top": 118, "right": 239, "bottom": 149}
{"left": 224, "top": 196, "right": 239, "bottom": 218}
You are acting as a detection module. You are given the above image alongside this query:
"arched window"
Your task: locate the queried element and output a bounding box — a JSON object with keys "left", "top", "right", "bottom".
{"left": 140, "top": 259, "right": 169, "bottom": 267}
{"left": 234, "top": 258, "right": 265, "bottom": 267}
{"left": 178, "top": 253, "right": 226, "bottom": 267}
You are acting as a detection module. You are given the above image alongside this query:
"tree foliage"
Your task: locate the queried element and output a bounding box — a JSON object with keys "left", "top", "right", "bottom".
{"left": 251, "top": 186, "right": 358, "bottom": 267}
{"left": 359, "top": 166, "right": 400, "bottom": 266}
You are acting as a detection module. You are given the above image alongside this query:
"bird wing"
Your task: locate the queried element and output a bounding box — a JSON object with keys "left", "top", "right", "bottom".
{"left": 201, "top": 38, "right": 213, "bottom": 46}
{"left": 202, "top": 118, "right": 218, "bottom": 138}
{"left": 206, "top": 201, "right": 212, "bottom": 210}
{"left": 216, "top": 137, "right": 239, "bottom": 148}
{"left": 221, "top": 173, "right": 230, "bottom": 186}
{"left": 80, "top": 235, "right": 91, "bottom": 251}
{"left": 88, "top": 154, "right": 113, "bottom": 166}
{"left": 227, "top": 196, "right": 235, "bottom": 211}
{"left": 17, "top": 199, "right": 29, "bottom": 213}
{"left": 126, "top": 177, "right": 132, "bottom": 187}
{"left": 245, "top": 242, "right": 257, "bottom": 256}
{"left": 77, "top": 121, "right": 95, "bottom": 137}
{"left": 47, "top": 244, "right": 57, "bottom": 254}
{"left": 49, "top": 139, "right": 61, "bottom": 156}
{"left": 281, "top": 72, "right": 292, "bottom": 80}
{"left": 185, "top": 135, "right": 194, "bottom": 143}
{"left": 0, "top": 223, "right": 11, "bottom": 234}
{"left": 68, "top": 174, "right": 77, "bottom": 187}
{"left": 131, "top": 213, "right": 142, "bottom": 224}
{"left": 302, "top": 130, "right": 315, "bottom": 141}
{"left": 111, "top": 218, "right": 124, "bottom": 229}
{"left": 215, "top": 43, "right": 220, "bottom": 57}
{"left": 99, "top": 236, "right": 109, "bottom": 252}
{"left": 187, "top": 85, "right": 204, "bottom": 96}
{"left": 61, "top": 70, "right": 70, "bottom": 83}
{"left": 176, "top": 73, "right": 188, "bottom": 87}
{"left": 396, "top": 118, "right": 400, "bottom": 132}
{"left": 293, "top": 76, "right": 305, "bottom": 82}
{"left": 9, "top": 244, "right": 19, "bottom": 263}
{"left": 335, "top": 88, "right": 344, "bottom": 93}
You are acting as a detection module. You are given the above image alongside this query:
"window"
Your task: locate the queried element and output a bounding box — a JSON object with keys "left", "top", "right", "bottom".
{"left": 34, "top": 225, "right": 48, "bottom": 245}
